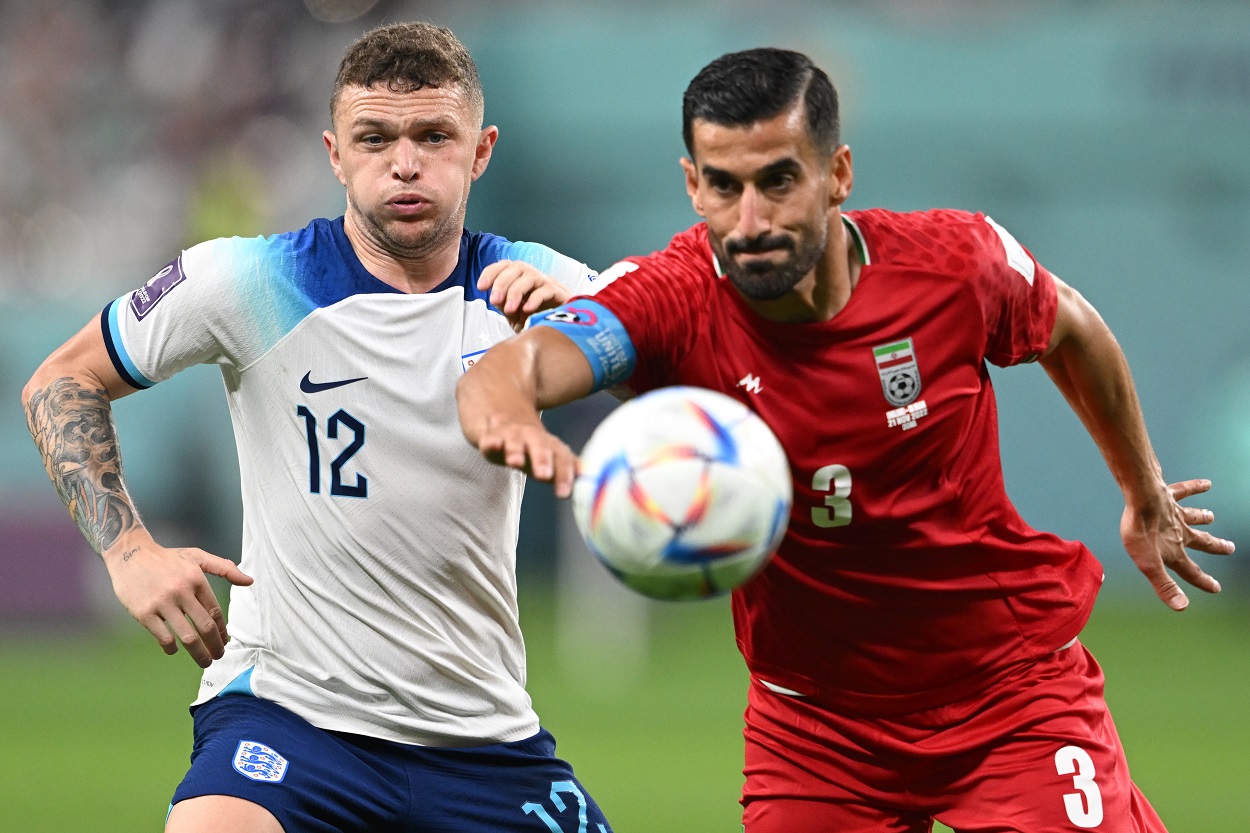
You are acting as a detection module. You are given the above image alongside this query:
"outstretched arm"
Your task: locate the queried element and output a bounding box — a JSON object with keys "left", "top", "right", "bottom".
{"left": 22, "top": 318, "right": 252, "bottom": 665}
{"left": 456, "top": 326, "right": 597, "bottom": 497}
{"left": 1038, "top": 277, "right": 1234, "bottom": 610}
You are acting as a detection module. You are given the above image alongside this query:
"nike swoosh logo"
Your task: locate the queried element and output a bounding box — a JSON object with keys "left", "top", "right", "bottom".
{"left": 300, "top": 371, "right": 368, "bottom": 393}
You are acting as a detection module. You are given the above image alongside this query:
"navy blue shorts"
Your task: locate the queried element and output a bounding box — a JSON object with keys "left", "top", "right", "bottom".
{"left": 171, "top": 695, "right": 612, "bottom": 833}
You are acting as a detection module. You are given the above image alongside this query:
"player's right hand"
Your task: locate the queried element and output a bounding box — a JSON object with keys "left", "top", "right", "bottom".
{"left": 475, "top": 414, "right": 579, "bottom": 498}
{"left": 102, "top": 535, "right": 253, "bottom": 667}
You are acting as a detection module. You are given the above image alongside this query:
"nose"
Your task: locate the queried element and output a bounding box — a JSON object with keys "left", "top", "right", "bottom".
{"left": 391, "top": 139, "right": 420, "bottom": 181}
{"left": 735, "top": 185, "right": 770, "bottom": 240}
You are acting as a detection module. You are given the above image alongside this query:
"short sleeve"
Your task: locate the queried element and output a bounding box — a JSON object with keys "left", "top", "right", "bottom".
{"left": 974, "top": 215, "right": 1058, "bottom": 367}
{"left": 101, "top": 241, "right": 232, "bottom": 387}
{"left": 498, "top": 241, "right": 600, "bottom": 296}
{"left": 101, "top": 235, "right": 294, "bottom": 387}
{"left": 586, "top": 227, "right": 715, "bottom": 393}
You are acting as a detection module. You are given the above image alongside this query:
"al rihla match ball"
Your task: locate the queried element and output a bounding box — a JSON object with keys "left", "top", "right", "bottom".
{"left": 571, "top": 386, "right": 792, "bottom": 600}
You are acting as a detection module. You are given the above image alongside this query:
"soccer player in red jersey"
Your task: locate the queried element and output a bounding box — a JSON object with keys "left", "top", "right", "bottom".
{"left": 456, "top": 48, "right": 1235, "bottom": 831}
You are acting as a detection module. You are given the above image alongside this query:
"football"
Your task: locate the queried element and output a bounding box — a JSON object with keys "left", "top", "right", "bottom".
{"left": 572, "top": 386, "right": 792, "bottom": 600}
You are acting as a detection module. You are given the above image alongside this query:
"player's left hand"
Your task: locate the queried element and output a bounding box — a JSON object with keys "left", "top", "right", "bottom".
{"left": 477, "top": 260, "right": 572, "bottom": 332}
{"left": 1120, "top": 478, "right": 1235, "bottom": 611}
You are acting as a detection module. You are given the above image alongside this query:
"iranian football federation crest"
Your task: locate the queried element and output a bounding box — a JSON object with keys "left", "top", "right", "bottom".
{"left": 233, "top": 740, "right": 289, "bottom": 783}
{"left": 873, "top": 338, "right": 922, "bottom": 406}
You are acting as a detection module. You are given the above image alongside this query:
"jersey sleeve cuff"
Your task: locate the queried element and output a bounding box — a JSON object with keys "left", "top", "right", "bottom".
{"left": 100, "top": 299, "right": 155, "bottom": 390}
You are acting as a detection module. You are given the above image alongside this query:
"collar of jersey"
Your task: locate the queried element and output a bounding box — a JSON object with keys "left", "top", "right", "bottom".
{"left": 328, "top": 217, "right": 477, "bottom": 299}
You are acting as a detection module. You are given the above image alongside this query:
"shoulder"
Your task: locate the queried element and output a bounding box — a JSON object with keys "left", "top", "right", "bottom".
{"left": 465, "top": 230, "right": 576, "bottom": 272}
{"left": 182, "top": 217, "right": 339, "bottom": 277}
{"left": 464, "top": 230, "right": 595, "bottom": 293}
{"left": 849, "top": 208, "right": 1033, "bottom": 283}
{"left": 608, "top": 223, "right": 715, "bottom": 284}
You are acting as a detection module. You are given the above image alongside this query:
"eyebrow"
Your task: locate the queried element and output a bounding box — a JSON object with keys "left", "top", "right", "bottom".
{"left": 348, "top": 116, "right": 459, "bottom": 132}
{"left": 701, "top": 157, "right": 803, "bottom": 181}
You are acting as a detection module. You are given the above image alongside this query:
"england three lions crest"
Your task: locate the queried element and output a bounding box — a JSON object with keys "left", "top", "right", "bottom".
{"left": 873, "top": 338, "right": 922, "bottom": 406}
{"left": 233, "top": 740, "right": 289, "bottom": 783}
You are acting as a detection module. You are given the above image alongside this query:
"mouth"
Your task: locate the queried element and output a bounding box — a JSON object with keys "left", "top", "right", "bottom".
{"left": 386, "top": 194, "right": 430, "bottom": 216}
{"left": 732, "top": 248, "right": 790, "bottom": 267}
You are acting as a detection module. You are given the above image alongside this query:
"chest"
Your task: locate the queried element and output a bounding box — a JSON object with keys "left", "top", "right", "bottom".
{"left": 662, "top": 277, "right": 998, "bottom": 531}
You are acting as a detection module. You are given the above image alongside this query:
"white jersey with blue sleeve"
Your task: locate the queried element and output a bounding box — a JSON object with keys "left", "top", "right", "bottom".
{"left": 102, "top": 217, "right": 597, "bottom": 746}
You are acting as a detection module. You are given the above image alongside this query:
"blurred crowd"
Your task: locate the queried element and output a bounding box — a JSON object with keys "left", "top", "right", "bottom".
{"left": 0, "top": 0, "right": 403, "bottom": 304}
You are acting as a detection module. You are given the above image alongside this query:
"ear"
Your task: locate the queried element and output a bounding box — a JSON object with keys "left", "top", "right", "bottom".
{"left": 680, "top": 157, "right": 705, "bottom": 217}
{"left": 829, "top": 144, "right": 854, "bottom": 207}
{"left": 324, "top": 130, "right": 347, "bottom": 187}
{"left": 471, "top": 125, "right": 499, "bottom": 181}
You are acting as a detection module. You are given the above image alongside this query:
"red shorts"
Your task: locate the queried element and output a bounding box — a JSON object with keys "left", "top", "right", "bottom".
{"left": 742, "top": 643, "right": 1166, "bottom": 832}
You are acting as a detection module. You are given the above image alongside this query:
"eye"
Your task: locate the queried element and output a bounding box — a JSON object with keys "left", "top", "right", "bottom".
{"left": 361, "top": 134, "right": 386, "bottom": 147}
{"left": 426, "top": 132, "right": 450, "bottom": 145}
{"left": 707, "top": 176, "right": 739, "bottom": 196}
{"left": 762, "top": 172, "right": 797, "bottom": 192}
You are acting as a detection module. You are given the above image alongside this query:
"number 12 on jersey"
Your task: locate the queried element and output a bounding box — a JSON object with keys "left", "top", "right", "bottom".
{"left": 296, "top": 406, "right": 368, "bottom": 498}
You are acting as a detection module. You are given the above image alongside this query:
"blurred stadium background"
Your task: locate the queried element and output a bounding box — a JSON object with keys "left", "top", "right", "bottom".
{"left": 1, "top": 0, "right": 1248, "bottom": 830}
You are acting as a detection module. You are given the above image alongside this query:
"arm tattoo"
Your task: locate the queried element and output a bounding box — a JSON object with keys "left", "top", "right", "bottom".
{"left": 25, "top": 376, "right": 140, "bottom": 554}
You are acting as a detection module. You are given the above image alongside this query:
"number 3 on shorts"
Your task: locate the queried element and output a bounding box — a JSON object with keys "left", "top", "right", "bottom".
{"left": 1054, "top": 745, "right": 1104, "bottom": 828}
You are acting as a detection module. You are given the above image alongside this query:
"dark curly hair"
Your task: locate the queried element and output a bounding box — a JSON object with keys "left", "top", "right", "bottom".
{"left": 331, "top": 22, "right": 483, "bottom": 125}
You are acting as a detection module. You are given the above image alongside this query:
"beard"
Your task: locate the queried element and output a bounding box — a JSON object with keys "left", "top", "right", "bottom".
{"left": 713, "top": 225, "right": 827, "bottom": 301}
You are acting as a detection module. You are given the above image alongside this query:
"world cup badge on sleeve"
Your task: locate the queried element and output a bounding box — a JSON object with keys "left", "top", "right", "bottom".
{"left": 873, "top": 338, "right": 922, "bottom": 406}
{"left": 129, "top": 257, "right": 187, "bottom": 320}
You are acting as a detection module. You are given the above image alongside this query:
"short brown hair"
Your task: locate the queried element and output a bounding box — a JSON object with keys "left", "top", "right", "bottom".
{"left": 331, "top": 22, "right": 483, "bottom": 125}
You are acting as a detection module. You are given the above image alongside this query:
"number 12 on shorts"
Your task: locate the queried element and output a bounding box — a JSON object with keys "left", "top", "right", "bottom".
{"left": 1055, "top": 745, "right": 1104, "bottom": 828}
{"left": 521, "top": 780, "right": 607, "bottom": 833}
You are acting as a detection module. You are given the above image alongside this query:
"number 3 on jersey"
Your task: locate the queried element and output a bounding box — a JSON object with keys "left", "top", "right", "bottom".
{"left": 812, "top": 464, "right": 852, "bottom": 528}
{"left": 296, "top": 406, "right": 368, "bottom": 498}
{"left": 1055, "top": 745, "right": 1104, "bottom": 827}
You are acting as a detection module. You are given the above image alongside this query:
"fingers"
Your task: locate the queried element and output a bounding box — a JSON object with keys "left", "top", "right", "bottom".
{"left": 478, "top": 261, "right": 572, "bottom": 329}
{"left": 112, "top": 546, "right": 242, "bottom": 667}
{"left": 1141, "top": 547, "right": 1220, "bottom": 612}
{"left": 1148, "top": 574, "right": 1190, "bottom": 612}
{"left": 1179, "top": 504, "right": 1214, "bottom": 527}
{"left": 1168, "top": 478, "right": 1212, "bottom": 502}
{"left": 137, "top": 595, "right": 221, "bottom": 667}
{"left": 193, "top": 578, "right": 229, "bottom": 657}
{"left": 476, "top": 260, "right": 507, "bottom": 292}
{"left": 478, "top": 426, "right": 578, "bottom": 497}
{"left": 1123, "top": 477, "right": 1235, "bottom": 611}
{"left": 1173, "top": 493, "right": 1236, "bottom": 554}
{"left": 136, "top": 613, "right": 181, "bottom": 656}
{"left": 1184, "top": 527, "right": 1236, "bottom": 556}
{"left": 200, "top": 553, "right": 255, "bottom": 586}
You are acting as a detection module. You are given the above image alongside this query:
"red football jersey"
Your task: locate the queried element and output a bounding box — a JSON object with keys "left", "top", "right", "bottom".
{"left": 590, "top": 208, "right": 1105, "bottom": 715}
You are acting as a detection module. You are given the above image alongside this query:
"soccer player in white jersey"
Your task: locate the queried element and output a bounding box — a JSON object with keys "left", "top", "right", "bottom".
{"left": 23, "top": 22, "right": 613, "bottom": 833}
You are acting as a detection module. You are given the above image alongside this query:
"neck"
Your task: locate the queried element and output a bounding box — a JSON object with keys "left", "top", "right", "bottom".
{"left": 343, "top": 210, "right": 462, "bottom": 294}
{"left": 741, "top": 211, "right": 862, "bottom": 323}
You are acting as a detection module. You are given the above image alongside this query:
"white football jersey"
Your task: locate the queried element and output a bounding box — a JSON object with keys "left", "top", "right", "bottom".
{"left": 102, "top": 217, "right": 601, "bottom": 746}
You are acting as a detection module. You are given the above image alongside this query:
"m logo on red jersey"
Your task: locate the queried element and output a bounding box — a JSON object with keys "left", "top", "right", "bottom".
{"left": 737, "top": 373, "right": 763, "bottom": 395}
{"left": 873, "top": 338, "right": 922, "bottom": 407}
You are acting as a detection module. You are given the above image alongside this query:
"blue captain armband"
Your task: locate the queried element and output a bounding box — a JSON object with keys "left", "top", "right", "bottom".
{"left": 527, "top": 299, "right": 636, "bottom": 392}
